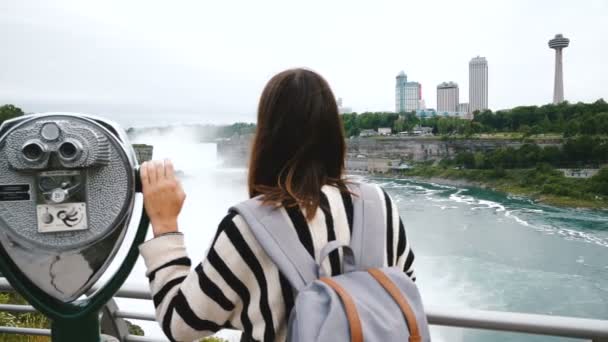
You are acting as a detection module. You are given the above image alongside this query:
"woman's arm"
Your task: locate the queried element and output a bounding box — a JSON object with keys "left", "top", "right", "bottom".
{"left": 139, "top": 222, "right": 240, "bottom": 341}
{"left": 139, "top": 160, "right": 234, "bottom": 341}
{"left": 139, "top": 214, "right": 284, "bottom": 342}
{"left": 138, "top": 160, "right": 282, "bottom": 341}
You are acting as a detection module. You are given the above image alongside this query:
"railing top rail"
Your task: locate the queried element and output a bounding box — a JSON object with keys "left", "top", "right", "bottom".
{"left": 427, "top": 306, "right": 608, "bottom": 339}
{"left": 1, "top": 277, "right": 608, "bottom": 340}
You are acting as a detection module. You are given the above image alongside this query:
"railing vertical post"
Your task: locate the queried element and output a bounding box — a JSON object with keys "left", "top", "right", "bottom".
{"left": 51, "top": 309, "right": 101, "bottom": 342}
{"left": 101, "top": 299, "right": 130, "bottom": 341}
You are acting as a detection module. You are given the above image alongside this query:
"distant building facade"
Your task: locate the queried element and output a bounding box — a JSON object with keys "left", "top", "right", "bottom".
{"left": 458, "top": 103, "right": 472, "bottom": 119}
{"left": 416, "top": 108, "right": 437, "bottom": 118}
{"left": 378, "top": 127, "right": 392, "bottom": 135}
{"left": 469, "top": 56, "right": 488, "bottom": 113}
{"left": 458, "top": 103, "right": 469, "bottom": 114}
{"left": 359, "top": 129, "right": 377, "bottom": 137}
{"left": 437, "top": 82, "right": 459, "bottom": 113}
{"left": 395, "top": 71, "right": 422, "bottom": 113}
{"left": 395, "top": 71, "right": 408, "bottom": 113}
{"left": 404, "top": 82, "right": 422, "bottom": 112}
{"left": 337, "top": 97, "right": 353, "bottom": 114}
{"left": 397, "top": 125, "right": 433, "bottom": 136}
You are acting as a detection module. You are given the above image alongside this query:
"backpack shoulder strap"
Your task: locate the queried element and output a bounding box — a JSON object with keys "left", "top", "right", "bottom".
{"left": 347, "top": 182, "right": 386, "bottom": 270}
{"left": 230, "top": 198, "right": 318, "bottom": 292}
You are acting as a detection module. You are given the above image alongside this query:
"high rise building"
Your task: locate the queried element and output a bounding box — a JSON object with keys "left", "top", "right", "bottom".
{"left": 395, "top": 71, "right": 408, "bottom": 112}
{"left": 437, "top": 82, "right": 459, "bottom": 113}
{"left": 395, "top": 71, "right": 422, "bottom": 112}
{"left": 337, "top": 97, "right": 353, "bottom": 114}
{"left": 548, "top": 34, "right": 570, "bottom": 104}
{"left": 405, "top": 82, "right": 422, "bottom": 112}
{"left": 469, "top": 56, "right": 488, "bottom": 113}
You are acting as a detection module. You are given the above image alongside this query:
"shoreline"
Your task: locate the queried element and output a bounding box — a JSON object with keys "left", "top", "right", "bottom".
{"left": 362, "top": 172, "right": 607, "bottom": 210}
{"left": 355, "top": 171, "right": 488, "bottom": 188}
{"left": 401, "top": 175, "right": 488, "bottom": 189}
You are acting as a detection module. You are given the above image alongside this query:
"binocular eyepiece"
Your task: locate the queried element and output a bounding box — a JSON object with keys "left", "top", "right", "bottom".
{"left": 21, "top": 141, "right": 46, "bottom": 161}
{"left": 21, "top": 139, "right": 83, "bottom": 163}
{"left": 7, "top": 120, "right": 111, "bottom": 171}
{"left": 58, "top": 140, "right": 82, "bottom": 160}
{"left": 21, "top": 140, "right": 83, "bottom": 163}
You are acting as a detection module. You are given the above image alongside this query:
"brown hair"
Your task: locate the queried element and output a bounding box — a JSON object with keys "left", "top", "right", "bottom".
{"left": 248, "top": 68, "right": 347, "bottom": 219}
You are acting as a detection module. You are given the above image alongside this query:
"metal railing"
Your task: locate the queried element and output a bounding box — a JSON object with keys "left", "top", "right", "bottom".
{"left": 0, "top": 278, "right": 607, "bottom": 341}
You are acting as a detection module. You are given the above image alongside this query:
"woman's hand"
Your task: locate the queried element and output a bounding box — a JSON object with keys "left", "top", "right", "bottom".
{"left": 140, "top": 159, "right": 186, "bottom": 237}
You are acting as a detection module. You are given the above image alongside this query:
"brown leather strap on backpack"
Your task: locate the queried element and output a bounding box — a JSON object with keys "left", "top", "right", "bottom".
{"left": 320, "top": 277, "right": 364, "bottom": 342}
{"left": 368, "top": 268, "right": 422, "bottom": 342}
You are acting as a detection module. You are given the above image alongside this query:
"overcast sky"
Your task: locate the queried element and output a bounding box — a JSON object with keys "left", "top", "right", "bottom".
{"left": 1, "top": 0, "right": 607, "bottom": 126}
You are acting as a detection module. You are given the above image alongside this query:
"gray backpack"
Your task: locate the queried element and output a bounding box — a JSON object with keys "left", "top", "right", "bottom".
{"left": 231, "top": 182, "right": 431, "bottom": 342}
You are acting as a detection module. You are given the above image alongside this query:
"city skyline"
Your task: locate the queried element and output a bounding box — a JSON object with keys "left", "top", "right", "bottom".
{"left": 396, "top": 56, "right": 484, "bottom": 114}
{"left": 1, "top": 1, "right": 607, "bottom": 124}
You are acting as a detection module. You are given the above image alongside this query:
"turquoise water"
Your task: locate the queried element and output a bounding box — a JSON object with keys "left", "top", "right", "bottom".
{"left": 126, "top": 127, "right": 608, "bottom": 341}
{"left": 374, "top": 177, "right": 608, "bottom": 341}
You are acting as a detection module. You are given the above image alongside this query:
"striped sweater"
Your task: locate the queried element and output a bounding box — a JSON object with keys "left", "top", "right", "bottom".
{"left": 139, "top": 184, "right": 416, "bottom": 342}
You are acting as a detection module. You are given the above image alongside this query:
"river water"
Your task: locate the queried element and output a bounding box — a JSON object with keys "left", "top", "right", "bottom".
{"left": 123, "top": 127, "right": 608, "bottom": 341}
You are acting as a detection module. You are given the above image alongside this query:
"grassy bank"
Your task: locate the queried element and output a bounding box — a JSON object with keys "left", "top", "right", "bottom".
{"left": 0, "top": 293, "right": 49, "bottom": 342}
{"left": 0, "top": 292, "right": 152, "bottom": 342}
{"left": 399, "top": 165, "right": 608, "bottom": 209}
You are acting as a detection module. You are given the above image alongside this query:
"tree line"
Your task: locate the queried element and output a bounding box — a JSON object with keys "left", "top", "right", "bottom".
{"left": 473, "top": 99, "right": 608, "bottom": 136}
{"left": 433, "top": 137, "right": 608, "bottom": 202}
{"left": 7, "top": 99, "right": 608, "bottom": 138}
{"left": 448, "top": 137, "right": 608, "bottom": 170}
{"left": 0, "top": 105, "right": 24, "bottom": 126}
{"left": 341, "top": 99, "right": 608, "bottom": 137}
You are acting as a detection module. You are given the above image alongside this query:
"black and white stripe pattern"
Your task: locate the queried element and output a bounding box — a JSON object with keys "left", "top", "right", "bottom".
{"left": 139, "top": 184, "right": 416, "bottom": 342}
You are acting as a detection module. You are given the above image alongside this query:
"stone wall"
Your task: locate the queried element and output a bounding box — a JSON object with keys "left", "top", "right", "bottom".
{"left": 216, "top": 135, "right": 253, "bottom": 167}
{"left": 347, "top": 137, "right": 562, "bottom": 162}
{"left": 347, "top": 138, "right": 454, "bottom": 161}
{"left": 132, "top": 144, "right": 154, "bottom": 164}
{"left": 216, "top": 136, "right": 563, "bottom": 169}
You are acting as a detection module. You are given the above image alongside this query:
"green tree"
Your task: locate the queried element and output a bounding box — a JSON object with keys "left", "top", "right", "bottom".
{"left": 564, "top": 120, "right": 580, "bottom": 137}
{"left": 518, "top": 124, "right": 532, "bottom": 137}
{"left": 455, "top": 152, "right": 475, "bottom": 169}
{"left": 540, "top": 146, "right": 561, "bottom": 165}
{"left": 591, "top": 168, "right": 608, "bottom": 195}
{"left": 0, "top": 104, "right": 24, "bottom": 125}
{"left": 393, "top": 117, "right": 406, "bottom": 133}
{"left": 200, "top": 337, "right": 229, "bottom": 342}
{"left": 126, "top": 320, "right": 145, "bottom": 336}
{"left": 473, "top": 152, "right": 486, "bottom": 169}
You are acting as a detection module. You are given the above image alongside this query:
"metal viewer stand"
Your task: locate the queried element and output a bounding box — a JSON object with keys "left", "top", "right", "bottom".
{"left": 0, "top": 113, "right": 151, "bottom": 341}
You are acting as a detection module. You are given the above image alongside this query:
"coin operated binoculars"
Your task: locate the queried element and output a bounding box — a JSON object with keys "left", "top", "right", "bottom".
{"left": 0, "top": 114, "right": 150, "bottom": 341}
